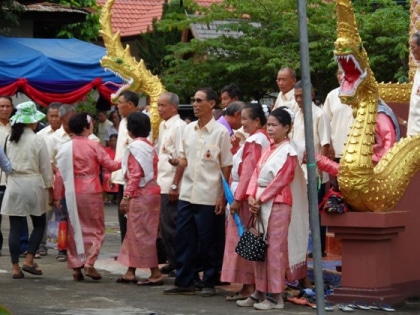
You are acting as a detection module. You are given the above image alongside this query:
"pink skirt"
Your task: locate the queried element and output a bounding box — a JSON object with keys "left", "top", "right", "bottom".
{"left": 117, "top": 193, "right": 161, "bottom": 268}
{"left": 253, "top": 203, "right": 291, "bottom": 294}
{"left": 221, "top": 200, "right": 254, "bottom": 284}
{"left": 67, "top": 193, "right": 105, "bottom": 269}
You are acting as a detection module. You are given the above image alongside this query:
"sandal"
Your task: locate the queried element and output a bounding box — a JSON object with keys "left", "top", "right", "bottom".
{"left": 116, "top": 276, "right": 138, "bottom": 284}
{"left": 22, "top": 263, "right": 42, "bottom": 275}
{"left": 226, "top": 292, "right": 247, "bottom": 301}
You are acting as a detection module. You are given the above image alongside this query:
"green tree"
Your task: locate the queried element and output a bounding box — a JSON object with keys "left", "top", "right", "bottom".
{"left": 0, "top": 0, "right": 24, "bottom": 35}
{"left": 155, "top": 0, "right": 409, "bottom": 102}
{"left": 51, "top": 0, "right": 100, "bottom": 41}
{"left": 136, "top": 1, "right": 184, "bottom": 76}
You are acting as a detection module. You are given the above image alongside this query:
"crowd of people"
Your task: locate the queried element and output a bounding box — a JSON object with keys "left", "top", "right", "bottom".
{"left": 0, "top": 58, "right": 407, "bottom": 311}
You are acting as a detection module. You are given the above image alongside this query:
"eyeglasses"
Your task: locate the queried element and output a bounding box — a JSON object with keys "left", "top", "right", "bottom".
{"left": 191, "top": 98, "right": 204, "bottom": 103}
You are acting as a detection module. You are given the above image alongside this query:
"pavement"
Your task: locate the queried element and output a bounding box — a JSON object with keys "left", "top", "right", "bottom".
{"left": 0, "top": 204, "right": 419, "bottom": 315}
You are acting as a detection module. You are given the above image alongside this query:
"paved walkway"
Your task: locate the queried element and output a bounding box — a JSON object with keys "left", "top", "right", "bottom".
{"left": 0, "top": 204, "right": 418, "bottom": 315}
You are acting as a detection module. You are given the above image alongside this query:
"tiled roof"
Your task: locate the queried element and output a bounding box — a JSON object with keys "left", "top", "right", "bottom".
{"left": 96, "top": 0, "right": 221, "bottom": 38}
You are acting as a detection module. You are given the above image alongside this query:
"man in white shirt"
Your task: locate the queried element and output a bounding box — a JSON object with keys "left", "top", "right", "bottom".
{"left": 164, "top": 88, "right": 232, "bottom": 297}
{"left": 272, "top": 67, "right": 299, "bottom": 114}
{"left": 110, "top": 90, "right": 139, "bottom": 242}
{"left": 156, "top": 92, "right": 186, "bottom": 276}
{"left": 322, "top": 69, "right": 354, "bottom": 161}
{"left": 96, "top": 111, "right": 113, "bottom": 146}
{"left": 36, "top": 102, "right": 62, "bottom": 257}
{"left": 292, "top": 80, "right": 331, "bottom": 257}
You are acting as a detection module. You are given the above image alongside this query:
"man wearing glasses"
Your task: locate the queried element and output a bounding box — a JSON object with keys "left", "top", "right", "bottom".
{"left": 164, "top": 88, "right": 232, "bottom": 297}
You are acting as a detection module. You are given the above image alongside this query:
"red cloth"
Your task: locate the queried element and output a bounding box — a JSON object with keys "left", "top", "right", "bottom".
{"left": 0, "top": 78, "right": 115, "bottom": 107}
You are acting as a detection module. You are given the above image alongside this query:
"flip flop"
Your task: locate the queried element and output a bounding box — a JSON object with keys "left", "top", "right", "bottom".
{"left": 137, "top": 278, "right": 164, "bottom": 286}
{"left": 312, "top": 302, "right": 334, "bottom": 311}
{"left": 12, "top": 271, "right": 24, "bottom": 279}
{"left": 226, "top": 292, "right": 247, "bottom": 301}
{"left": 354, "top": 301, "right": 370, "bottom": 310}
{"left": 379, "top": 303, "right": 395, "bottom": 312}
{"left": 369, "top": 303, "right": 381, "bottom": 310}
{"left": 22, "top": 263, "right": 42, "bottom": 275}
{"left": 116, "top": 276, "right": 137, "bottom": 284}
{"left": 339, "top": 304, "right": 354, "bottom": 312}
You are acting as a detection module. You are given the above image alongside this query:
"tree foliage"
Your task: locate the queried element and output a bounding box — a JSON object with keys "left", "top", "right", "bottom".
{"left": 0, "top": 0, "right": 24, "bottom": 35}
{"left": 51, "top": 0, "right": 100, "bottom": 41}
{"left": 154, "top": 0, "right": 409, "bottom": 102}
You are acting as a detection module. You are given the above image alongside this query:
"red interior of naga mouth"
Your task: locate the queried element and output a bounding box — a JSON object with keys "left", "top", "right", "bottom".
{"left": 335, "top": 54, "right": 364, "bottom": 96}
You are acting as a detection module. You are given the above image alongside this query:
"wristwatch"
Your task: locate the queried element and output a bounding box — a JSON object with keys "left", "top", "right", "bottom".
{"left": 170, "top": 184, "right": 178, "bottom": 190}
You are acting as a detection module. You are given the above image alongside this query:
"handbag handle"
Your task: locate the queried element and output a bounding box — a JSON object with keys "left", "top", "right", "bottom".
{"left": 246, "top": 214, "right": 265, "bottom": 235}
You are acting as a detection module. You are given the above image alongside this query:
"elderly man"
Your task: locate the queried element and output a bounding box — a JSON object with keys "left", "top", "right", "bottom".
{"left": 272, "top": 67, "right": 299, "bottom": 114}
{"left": 36, "top": 102, "right": 62, "bottom": 257}
{"left": 111, "top": 90, "right": 140, "bottom": 242}
{"left": 164, "top": 88, "right": 232, "bottom": 297}
{"left": 156, "top": 92, "right": 186, "bottom": 276}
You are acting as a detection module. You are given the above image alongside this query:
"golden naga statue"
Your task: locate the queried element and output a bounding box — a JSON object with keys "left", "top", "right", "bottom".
{"left": 335, "top": 0, "right": 420, "bottom": 212}
{"left": 99, "top": 0, "right": 165, "bottom": 141}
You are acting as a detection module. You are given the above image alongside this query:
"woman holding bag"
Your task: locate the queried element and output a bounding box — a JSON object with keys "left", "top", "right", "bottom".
{"left": 237, "top": 107, "right": 309, "bottom": 310}
{"left": 221, "top": 102, "right": 270, "bottom": 301}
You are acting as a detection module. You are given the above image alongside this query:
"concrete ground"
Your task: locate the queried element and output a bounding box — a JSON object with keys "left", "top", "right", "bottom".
{"left": 0, "top": 204, "right": 419, "bottom": 315}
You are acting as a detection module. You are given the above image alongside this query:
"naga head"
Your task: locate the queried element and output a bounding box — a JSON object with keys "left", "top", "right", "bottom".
{"left": 334, "top": 0, "right": 377, "bottom": 109}
{"left": 99, "top": 0, "right": 157, "bottom": 103}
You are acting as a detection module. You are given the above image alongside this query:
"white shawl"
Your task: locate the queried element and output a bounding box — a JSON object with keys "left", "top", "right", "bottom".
{"left": 122, "top": 139, "right": 154, "bottom": 187}
{"left": 56, "top": 140, "right": 85, "bottom": 260}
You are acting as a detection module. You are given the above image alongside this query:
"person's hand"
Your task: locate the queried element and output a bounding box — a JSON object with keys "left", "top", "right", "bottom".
{"left": 168, "top": 187, "right": 179, "bottom": 202}
{"left": 248, "top": 197, "right": 261, "bottom": 214}
{"left": 215, "top": 195, "right": 226, "bottom": 215}
{"left": 229, "top": 200, "right": 240, "bottom": 214}
{"left": 168, "top": 156, "right": 180, "bottom": 167}
{"left": 230, "top": 134, "right": 241, "bottom": 149}
{"left": 53, "top": 200, "right": 62, "bottom": 209}
{"left": 119, "top": 199, "right": 130, "bottom": 214}
{"left": 108, "top": 179, "right": 114, "bottom": 190}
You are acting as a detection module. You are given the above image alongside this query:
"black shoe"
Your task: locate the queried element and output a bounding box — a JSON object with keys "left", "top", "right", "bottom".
{"left": 163, "top": 286, "right": 195, "bottom": 295}
{"left": 167, "top": 270, "right": 176, "bottom": 278}
{"left": 160, "top": 264, "right": 175, "bottom": 274}
{"left": 194, "top": 279, "right": 204, "bottom": 291}
{"left": 215, "top": 279, "right": 230, "bottom": 286}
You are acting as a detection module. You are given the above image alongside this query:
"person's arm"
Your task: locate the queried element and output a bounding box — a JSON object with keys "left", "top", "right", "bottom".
{"left": 120, "top": 154, "right": 142, "bottom": 214}
{"left": 373, "top": 113, "right": 396, "bottom": 163}
{"left": 0, "top": 146, "right": 12, "bottom": 174}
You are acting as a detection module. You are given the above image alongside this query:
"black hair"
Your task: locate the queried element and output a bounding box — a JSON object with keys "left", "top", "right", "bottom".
{"left": 109, "top": 110, "right": 120, "bottom": 121}
{"left": 10, "top": 123, "right": 25, "bottom": 143}
{"left": 109, "top": 133, "right": 118, "bottom": 140}
{"left": 196, "top": 87, "right": 218, "bottom": 103}
{"left": 270, "top": 107, "right": 292, "bottom": 132}
{"left": 225, "top": 101, "right": 246, "bottom": 116}
{"left": 120, "top": 90, "right": 139, "bottom": 107}
{"left": 413, "top": 32, "right": 420, "bottom": 46}
{"left": 127, "top": 112, "right": 150, "bottom": 138}
{"left": 243, "top": 102, "right": 267, "bottom": 126}
{"left": 68, "top": 112, "right": 91, "bottom": 135}
{"left": 221, "top": 83, "right": 242, "bottom": 100}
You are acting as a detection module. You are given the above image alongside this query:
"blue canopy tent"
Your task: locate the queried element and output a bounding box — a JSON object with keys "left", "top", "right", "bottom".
{"left": 0, "top": 36, "right": 122, "bottom": 107}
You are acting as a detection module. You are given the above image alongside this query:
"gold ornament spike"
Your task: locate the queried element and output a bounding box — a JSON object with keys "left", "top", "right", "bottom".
{"left": 99, "top": 0, "right": 165, "bottom": 142}
{"left": 334, "top": 0, "right": 420, "bottom": 212}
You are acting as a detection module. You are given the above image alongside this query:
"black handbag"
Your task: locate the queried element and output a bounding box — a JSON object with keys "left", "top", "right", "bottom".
{"left": 235, "top": 214, "right": 268, "bottom": 262}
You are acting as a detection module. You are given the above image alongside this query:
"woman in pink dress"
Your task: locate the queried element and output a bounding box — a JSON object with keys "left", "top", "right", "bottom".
{"left": 237, "top": 107, "right": 308, "bottom": 310}
{"left": 116, "top": 112, "right": 163, "bottom": 286}
{"left": 54, "top": 112, "right": 121, "bottom": 281}
{"left": 221, "top": 103, "right": 270, "bottom": 301}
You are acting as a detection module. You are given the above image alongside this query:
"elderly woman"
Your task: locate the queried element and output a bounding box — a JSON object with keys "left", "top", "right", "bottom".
{"left": 54, "top": 112, "right": 121, "bottom": 281}
{"left": 116, "top": 112, "right": 163, "bottom": 285}
{"left": 1, "top": 101, "right": 53, "bottom": 279}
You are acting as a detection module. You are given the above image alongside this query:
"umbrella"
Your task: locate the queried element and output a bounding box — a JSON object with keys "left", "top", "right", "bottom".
{"left": 220, "top": 171, "right": 244, "bottom": 237}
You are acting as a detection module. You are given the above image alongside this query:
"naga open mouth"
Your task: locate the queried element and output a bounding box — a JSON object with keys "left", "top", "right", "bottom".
{"left": 334, "top": 54, "right": 366, "bottom": 98}
{"left": 103, "top": 67, "right": 133, "bottom": 101}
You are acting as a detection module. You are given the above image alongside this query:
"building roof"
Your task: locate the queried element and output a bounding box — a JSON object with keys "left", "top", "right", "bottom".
{"left": 96, "top": 0, "right": 221, "bottom": 38}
